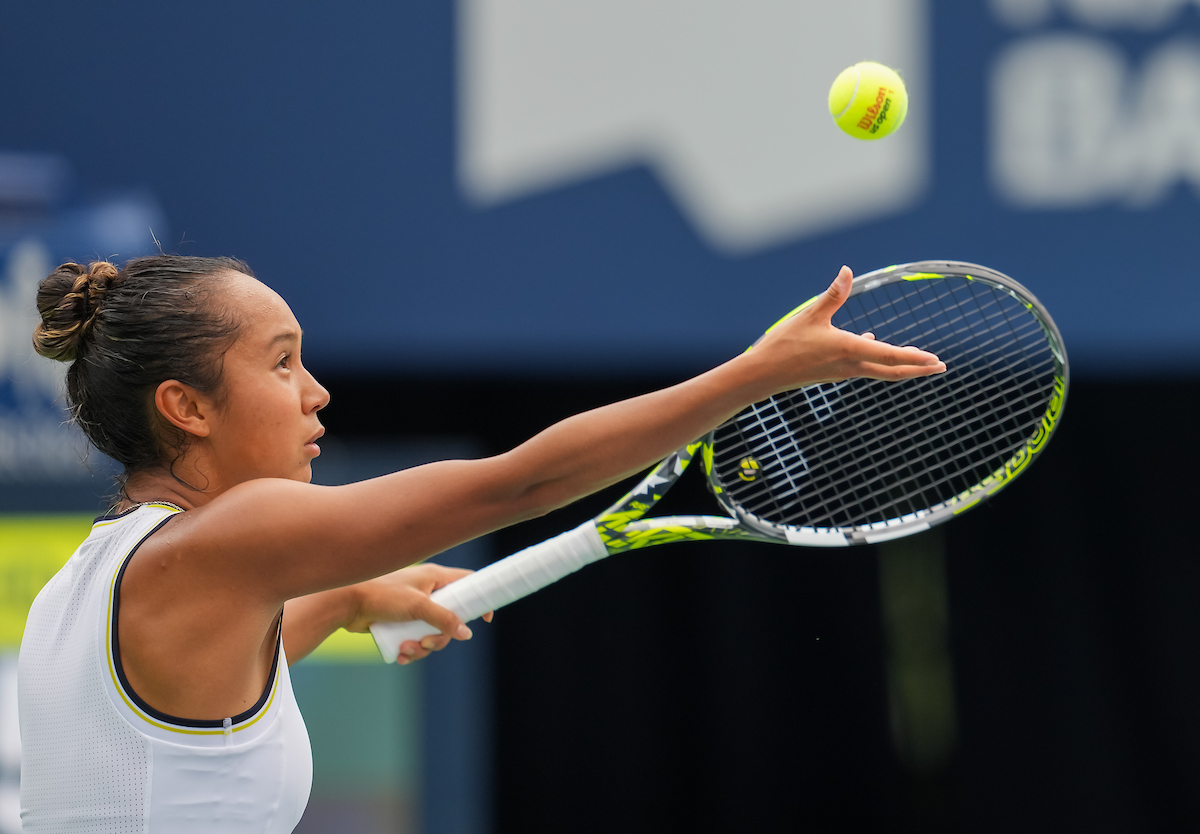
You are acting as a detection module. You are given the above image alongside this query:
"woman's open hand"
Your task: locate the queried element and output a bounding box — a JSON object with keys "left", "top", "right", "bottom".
{"left": 749, "top": 265, "right": 946, "bottom": 393}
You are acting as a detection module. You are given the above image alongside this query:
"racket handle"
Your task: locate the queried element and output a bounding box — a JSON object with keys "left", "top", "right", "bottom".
{"left": 369, "top": 520, "right": 609, "bottom": 663}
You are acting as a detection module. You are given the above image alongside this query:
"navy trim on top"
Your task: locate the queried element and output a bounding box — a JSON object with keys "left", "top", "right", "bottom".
{"left": 109, "top": 513, "right": 282, "bottom": 728}
{"left": 94, "top": 505, "right": 143, "bottom": 524}
{"left": 94, "top": 501, "right": 186, "bottom": 525}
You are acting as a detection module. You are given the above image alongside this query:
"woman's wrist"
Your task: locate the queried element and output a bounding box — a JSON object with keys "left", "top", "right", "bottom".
{"left": 695, "top": 351, "right": 780, "bottom": 415}
{"left": 330, "top": 583, "right": 366, "bottom": 632}
{"left": 289, "top": 585, "right": 362, "bottom": 633}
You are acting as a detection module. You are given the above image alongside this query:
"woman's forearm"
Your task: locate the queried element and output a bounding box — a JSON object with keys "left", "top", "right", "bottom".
{"left": 187, "top": 268, "right": 944, "bottom": 600}
{"left": 491, "top": 353, "right": 769, "bottom": 517}
{"left": 282, "top": 587, "right": 358, "bottom": 664}
{"left": 485, "top": 272, "right": 943, "bottom": 520}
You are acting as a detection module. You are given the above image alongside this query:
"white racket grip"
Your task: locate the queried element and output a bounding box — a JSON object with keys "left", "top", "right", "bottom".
{"left": 370, "top": 520, "right": 609, "bottom": 663}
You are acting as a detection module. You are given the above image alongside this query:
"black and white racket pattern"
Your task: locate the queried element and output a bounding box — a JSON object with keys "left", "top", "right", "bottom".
{"left": 711, "top": 268, "right": 1065, "bottom": 532}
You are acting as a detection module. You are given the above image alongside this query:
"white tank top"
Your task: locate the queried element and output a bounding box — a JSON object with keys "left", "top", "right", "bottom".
{"left": 18, "top": 503, "right": 313, "bottom": 832}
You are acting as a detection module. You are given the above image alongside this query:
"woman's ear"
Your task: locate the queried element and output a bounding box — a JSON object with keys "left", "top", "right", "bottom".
{"left": 154, "top": 379, "right": 213, "bottom": 438}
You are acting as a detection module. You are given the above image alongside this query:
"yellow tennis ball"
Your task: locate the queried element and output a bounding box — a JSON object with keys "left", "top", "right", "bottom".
{"left": 828, "top": 61, "right": 908, "bottom": 140}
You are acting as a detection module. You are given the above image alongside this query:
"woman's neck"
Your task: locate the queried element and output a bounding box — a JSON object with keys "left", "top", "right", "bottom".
{"left": 119, "top": 467, "right": 220, "bottom": 513}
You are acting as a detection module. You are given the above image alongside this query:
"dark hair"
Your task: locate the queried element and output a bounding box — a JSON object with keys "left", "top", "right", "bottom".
{"left": 32, "top": 255, "right": 251, "bottom": 494}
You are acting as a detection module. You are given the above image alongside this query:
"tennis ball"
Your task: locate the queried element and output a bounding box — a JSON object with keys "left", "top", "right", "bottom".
{"left": 828, "top": 62, "right": 908, "bottom": 140}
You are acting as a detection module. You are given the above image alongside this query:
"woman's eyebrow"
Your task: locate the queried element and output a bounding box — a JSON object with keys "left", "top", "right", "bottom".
{"left": 268, "top": 330, "right": 302, "bottom": 348}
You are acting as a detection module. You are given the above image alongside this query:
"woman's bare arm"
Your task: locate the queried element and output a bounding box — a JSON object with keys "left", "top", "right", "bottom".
{"left": 282, "top": 564, "right": 482, "bottom": 664}
{"left": 168, "top": 267, "right": 945, "bottom": 605}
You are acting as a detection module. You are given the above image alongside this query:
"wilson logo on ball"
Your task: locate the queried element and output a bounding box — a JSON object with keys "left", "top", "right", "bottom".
{"left": 857, "top": 87, "right": 894, "bottom": 131}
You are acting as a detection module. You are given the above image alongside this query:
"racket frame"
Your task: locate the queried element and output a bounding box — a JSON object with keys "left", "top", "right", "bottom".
{"left": 369, "top": 260, "right": 1067, "bottom": 660}
{"left": 597, "top": 260, "right": 1068, "bottom": 550}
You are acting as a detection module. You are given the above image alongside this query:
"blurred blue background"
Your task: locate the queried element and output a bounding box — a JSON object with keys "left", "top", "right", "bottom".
{"left": 3, "top": 0, "right": 1198, "bottom": 378}
{"left": 3, "top": 0, "right": 1200, "bottom": 832}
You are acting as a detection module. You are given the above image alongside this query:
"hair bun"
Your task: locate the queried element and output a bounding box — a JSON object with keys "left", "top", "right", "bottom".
{"left": 32, "top": 261, "right": 120, "bottom": 362}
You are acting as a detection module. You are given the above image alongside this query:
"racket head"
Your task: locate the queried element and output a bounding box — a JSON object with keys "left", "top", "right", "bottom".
{"left": 703, "top": 260, "right": 1067, "bottom": 546}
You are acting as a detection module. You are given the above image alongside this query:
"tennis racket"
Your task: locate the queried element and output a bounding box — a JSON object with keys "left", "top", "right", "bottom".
{"left": 370, "top": 260, "right": 1068, "bottom": 662}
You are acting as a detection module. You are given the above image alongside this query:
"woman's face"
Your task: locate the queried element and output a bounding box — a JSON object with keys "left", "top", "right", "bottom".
{"left": 202, "top": 272, "right": 330, "bottom": 486}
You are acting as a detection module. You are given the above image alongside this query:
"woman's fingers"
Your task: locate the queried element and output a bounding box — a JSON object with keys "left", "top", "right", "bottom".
{"left": 408, "top": 595, "right": 472, "bottom": 641}
{"left": 803, "top": 265, "right": 855, "bottom": 322}
{"left": 847, "top": 331, "right": 943, "bottom": 369}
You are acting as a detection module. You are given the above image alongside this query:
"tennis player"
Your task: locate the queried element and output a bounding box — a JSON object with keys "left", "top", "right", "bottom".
{"left": 18, "top": 255, "right": 943, "bottom": 831}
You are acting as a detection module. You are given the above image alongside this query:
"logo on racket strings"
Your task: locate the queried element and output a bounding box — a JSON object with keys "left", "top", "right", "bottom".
{"left": 738, "top": 456, "right": 761, "bottom": 482}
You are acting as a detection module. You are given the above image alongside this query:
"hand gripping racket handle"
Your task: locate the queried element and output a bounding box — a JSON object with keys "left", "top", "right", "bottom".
{"left": 369, "top": 520, "right": 610, "bottom": 663}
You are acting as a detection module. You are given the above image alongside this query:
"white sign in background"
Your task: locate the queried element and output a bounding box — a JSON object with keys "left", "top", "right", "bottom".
{"left": 459, "top": 0, "right": 930, "bottom": 253}
{"left": 992, "top": 0, "right": 1200, "bottom": 29}
{"left": 991, "top": 0, "right": 1200, "bottom": 208}
{"left": 0, "top": 239, "right": 87, "bottom": 483}
{"left": 0, "top": 177, "right": 162, "bottom": 486}
{"left": 462, "top": 0, "right": 1200, "bottom": 243}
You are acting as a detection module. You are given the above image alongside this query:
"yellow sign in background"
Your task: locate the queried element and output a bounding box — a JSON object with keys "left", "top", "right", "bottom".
{"left": 0, "top": 515, "right": 94, "bottom": 649}
{"left": 0, "top": 514, "right": 380, "bottom": 660}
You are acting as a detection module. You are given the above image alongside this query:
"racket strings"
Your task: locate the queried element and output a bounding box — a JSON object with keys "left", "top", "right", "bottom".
{"left": 727, "top": 389, "right": 1030, "bottom": 525}
{"left": 713, "top": 277, "right": 1061, "bottom": 530}
{"left": 813, "top": 365, "right": 1051, "bottom": 518}
{"left": 729, "top": 381, "right": 1048, "bottom": 527}
{"left": 796, "top": 284, "right": 1051, "bottom": 525}
{"left": 776, "top": 374, "right": 1043, "bottom": 518}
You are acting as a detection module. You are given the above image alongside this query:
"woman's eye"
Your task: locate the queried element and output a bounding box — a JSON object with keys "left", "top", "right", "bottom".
{"left": 277, "top": 355, "right": 290, "bottom": 369}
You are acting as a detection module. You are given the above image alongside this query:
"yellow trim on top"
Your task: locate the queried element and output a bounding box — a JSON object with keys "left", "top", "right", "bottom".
{"left": 93, "top": 503, "right": 185, "bottom": 530}
{"left": 103, "top": 505, "right": 281, "bottom": 736}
